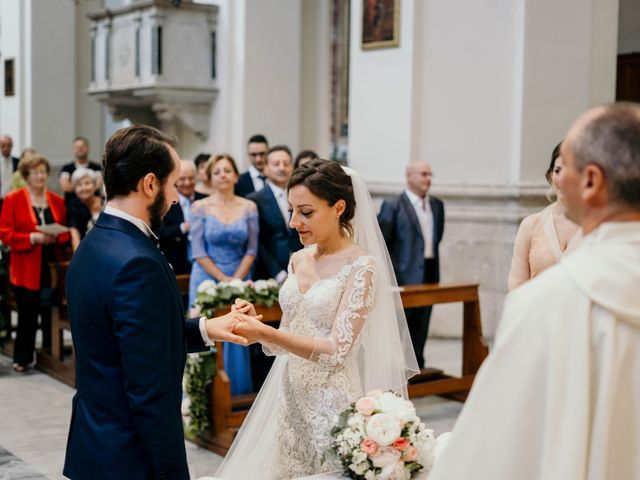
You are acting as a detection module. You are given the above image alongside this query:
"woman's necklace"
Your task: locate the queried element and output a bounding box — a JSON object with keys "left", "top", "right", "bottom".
{"left": 29, "top": 189, "right": 47, "bottom": 224}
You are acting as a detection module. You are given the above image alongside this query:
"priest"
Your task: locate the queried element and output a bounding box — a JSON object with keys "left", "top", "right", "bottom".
{"left": 429, "top": 103, "right": 640, "bottom": 479}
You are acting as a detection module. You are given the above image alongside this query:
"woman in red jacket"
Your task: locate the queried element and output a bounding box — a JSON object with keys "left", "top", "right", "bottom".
{"left": 0, "top": 153, "right": 70, "bottom": 372}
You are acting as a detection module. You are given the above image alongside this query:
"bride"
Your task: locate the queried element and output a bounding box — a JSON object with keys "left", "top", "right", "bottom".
{"left": 214, "top": 159, "right": 419, "bottom": 479}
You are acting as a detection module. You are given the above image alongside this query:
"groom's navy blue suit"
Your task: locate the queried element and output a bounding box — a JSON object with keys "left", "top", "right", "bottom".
{"left": 63, "top": 213, "right": 207, "bottom": 480}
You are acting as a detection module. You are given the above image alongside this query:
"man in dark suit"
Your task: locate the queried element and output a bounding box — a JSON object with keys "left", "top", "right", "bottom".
{"left": 235, "top": 134, "right": 269, "bottom": 197}
{"left": 63, "top": 125, "right": 251, "bottom": 480}
{"left": 248, "top": 145, "right": 303, "bottom": 282}
{"left": 378, "top": 160, "right": 445, "bottom": 369}
{"left": 158, "top": 159, "right": 207, "bottom": 275}
{"left": 0, "top": 134, "right": 19, "bottom": 200}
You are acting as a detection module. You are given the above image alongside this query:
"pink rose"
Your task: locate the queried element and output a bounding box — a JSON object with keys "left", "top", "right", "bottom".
{"left": 392, "top": 437, "right": 410, "bottom": 451}
{"left": 355, "top": 396, "right": 376, "bottom": 416}
{"left": 401, "top": 445, "right": 418, "bottom": 462}
{"left": 360, "top": 438, "right": 379, "bottom": 456}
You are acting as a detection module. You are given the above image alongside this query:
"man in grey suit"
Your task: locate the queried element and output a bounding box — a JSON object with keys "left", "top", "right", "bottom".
{"left": 378, "top": 161, "right": 445, "bottom": 369}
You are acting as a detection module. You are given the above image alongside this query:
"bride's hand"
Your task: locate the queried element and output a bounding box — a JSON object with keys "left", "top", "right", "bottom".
{"left": 232, "top": 313, "right": 265, "bottom": 345}
{"left": 232, "top": 298, "right": 258, "bottom": 317}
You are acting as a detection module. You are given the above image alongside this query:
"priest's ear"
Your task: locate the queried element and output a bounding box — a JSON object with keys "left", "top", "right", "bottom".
{"left": 581, "top": 164, "right": 608, "bottom": 207}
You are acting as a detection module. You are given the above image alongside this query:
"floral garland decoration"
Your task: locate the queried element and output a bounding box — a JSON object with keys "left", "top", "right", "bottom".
{"left": 183, "top": 278, "right": 281, "bottom": 438}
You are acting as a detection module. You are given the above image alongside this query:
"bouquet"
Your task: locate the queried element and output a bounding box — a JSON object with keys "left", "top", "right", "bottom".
{"left": 194, "top": 278, "right": 280, "bottom": 316}
{"left": 328, "top": 390, "right": 437, "bottom": 480}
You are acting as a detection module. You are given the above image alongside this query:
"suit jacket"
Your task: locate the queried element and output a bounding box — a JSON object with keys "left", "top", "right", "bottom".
{"left": 248, "top": 185, "right": 303, "bottom": 279}
{"left": 158, "top": 191, "right": 207, "bottom": 274}
{"left": 378, "top": 192, "right": 445, "bottom": 285}
{"left": 0, "top": 187, "right": 69, "bottom": 290}
{"left": 11, "top": 156, "right": 19, "bottom": 171}
{"left": 235, "top": 171, "right": 256, "bottom": 197}
{"left": 63, "top": 213, "right": 208, "bottom": 480}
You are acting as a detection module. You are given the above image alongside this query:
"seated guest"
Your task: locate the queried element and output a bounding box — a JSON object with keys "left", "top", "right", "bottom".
{"left": 248, "top": 145, "right": 303, "bottom": 283}
{"left": 294, "top": 149, "right": 318, "bottom": 170}
{"left": 194, "top": 153, "right": 214, "bottom": 196}
{"left": 189, "top": 154, "right": 257, "bottom": 395}
{"left": 68, "top": 168, "right": 104, "bottom": 252}
{"left": 0, "top": 154, "right": 69, "bottom": 372}
{"left": 10, "top": 148, "right": 35, "bottom": 192}
{"left": 59, "top": 137, "right": 102, "bottom": 205}
{"left": 235, "top": 134, "right": 269, "bottom": 197}
{"left": 508, "top": 142, "right": 582, "bottom": 290}
{"left": 158, "top": 159, "right": 207, "bottom": 274}
{"left": 0, "top": 134, "right": 20, "bottom": 200}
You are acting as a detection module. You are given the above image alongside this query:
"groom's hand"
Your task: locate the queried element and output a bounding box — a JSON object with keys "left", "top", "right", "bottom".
{"left": 205, "top": 312, "right": 251, "bottom": 346}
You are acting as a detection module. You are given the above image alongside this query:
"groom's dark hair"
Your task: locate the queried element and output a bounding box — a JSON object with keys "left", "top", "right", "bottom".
{"left": 102, "top": 124, "right": 177, "bottom": 200}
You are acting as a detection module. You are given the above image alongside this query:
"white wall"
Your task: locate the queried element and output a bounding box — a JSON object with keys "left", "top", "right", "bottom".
{"left": 518, "top": 0, "right": 618, "bottom": 184}
{"left": 618, "top": 0, "right": 640, "bottom": 54}
{"left": 29, "top": 0, "right": 77, "bottom": 167}
{"left": 0, "top": 0, "right": 25, "bottom": 151}
{"left": 348, "top": 0, "right": 415, "bottom": 185}
{"left": 243, "top": 0, "right": 302, "bottom": 155}
{"left": 300, "top": 0, "right": 331, "bottom": 157}
{"left": 413, "top": 0, "right": 520, "bottom": 187}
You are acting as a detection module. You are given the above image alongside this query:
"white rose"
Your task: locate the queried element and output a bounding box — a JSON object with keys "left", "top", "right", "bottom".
{"left": 229, "top": 278, "right": 245, "bottom": 289}
{"left": 197, "top": 279, "right": 216, "bottom": 293}
{"left": 349, "top": 461, "right": 370, "bottom": 476}
{"left": 351, "top": 449, "right": 367, "bottom": 465}
{"left": 253, "top": 279, "right": 269, "bottom": 293}
{"left": 371, "top": 445, "right": 401, "bottom": 468}
{"left": 205, "top": 287, "right": 217, "bottom": 296}
{"left": 266, "top": 278, "right": 279, "bottom": 288}
{"left": 417, "top": 429, "right": 438, "bottom": 469}
{"left": 376, "top": 393, "right": 416, "bottom": 423}
{"left": 364, "top": 471, "right": 376, "bottom": 480}
{"left": 366, "top": 413, "right": 402, "bottom": 446}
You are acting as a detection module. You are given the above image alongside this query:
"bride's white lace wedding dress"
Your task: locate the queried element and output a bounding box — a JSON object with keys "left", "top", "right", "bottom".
{"left": 265, "top": 248, "right": 376, "bottom": 479}
{"left": 213, "top": 166, "right": 418, "bottom": 480}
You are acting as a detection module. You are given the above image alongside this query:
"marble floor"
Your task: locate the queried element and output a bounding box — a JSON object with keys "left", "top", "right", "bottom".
{"left": 0, "top": 339, "right": 464, "bottom": 480}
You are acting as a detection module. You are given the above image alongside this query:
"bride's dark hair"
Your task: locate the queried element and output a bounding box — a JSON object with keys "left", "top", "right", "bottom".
{"left": 288, "top": 158, "right": 356, "bottom": 237}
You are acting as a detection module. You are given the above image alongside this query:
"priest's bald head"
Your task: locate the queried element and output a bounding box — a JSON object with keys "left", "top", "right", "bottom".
{"left": 560, "top": 102, "right": 640, "bottom": 234}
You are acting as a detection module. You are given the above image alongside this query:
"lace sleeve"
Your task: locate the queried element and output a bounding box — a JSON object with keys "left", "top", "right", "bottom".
{"left": 262, "top": 259, "right": 294, "bottom": 356}
{"left": 310, "top": 257, "right": 377, "bottom": 366}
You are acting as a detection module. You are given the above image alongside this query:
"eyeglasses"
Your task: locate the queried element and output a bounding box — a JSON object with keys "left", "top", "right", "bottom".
{"left": 30, "top": 169, "right": 48, "bottom": 177}
{"left": 249, "top": 152, "right": 267, "bottom": 158}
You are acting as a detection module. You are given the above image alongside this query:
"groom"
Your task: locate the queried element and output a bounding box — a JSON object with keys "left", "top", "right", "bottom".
{"left": 63, "top": 125, "right": 252, "bottom": 480}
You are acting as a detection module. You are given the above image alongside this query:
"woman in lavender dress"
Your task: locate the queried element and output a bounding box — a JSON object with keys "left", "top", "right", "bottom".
{"left": 189, "top": 154, "right": 259, "bottom": 395}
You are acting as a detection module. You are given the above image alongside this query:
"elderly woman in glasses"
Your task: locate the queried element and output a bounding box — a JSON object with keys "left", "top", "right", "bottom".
{"left": 67, "top": 167, "right": 104, "bottom": 251}
{"left": 0, "top": 153, "right": 69, "bottom": 372}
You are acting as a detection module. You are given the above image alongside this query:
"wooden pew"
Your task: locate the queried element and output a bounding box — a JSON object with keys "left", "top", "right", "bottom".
{"left": 190, "top": 282, "right": 489, "bottom": 454}
{"left": 36, "top": 261, "right": 76, "bottom": 386}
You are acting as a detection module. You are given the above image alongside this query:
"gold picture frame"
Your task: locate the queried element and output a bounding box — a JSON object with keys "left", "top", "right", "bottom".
{"left": 361, "top": 0, "right": 400, "bottom": 50}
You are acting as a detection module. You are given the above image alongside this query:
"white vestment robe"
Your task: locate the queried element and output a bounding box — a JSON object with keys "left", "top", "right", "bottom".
{"left": 429, "top": 221, "right": 640, "bottom": 480}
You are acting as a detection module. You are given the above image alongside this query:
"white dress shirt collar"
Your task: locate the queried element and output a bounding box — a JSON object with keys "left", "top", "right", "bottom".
{"left": 404, "top": 189, "right": 429, "bottom": 207}
{"left": 104, "top": 204, "right": 158, "bottom": 242}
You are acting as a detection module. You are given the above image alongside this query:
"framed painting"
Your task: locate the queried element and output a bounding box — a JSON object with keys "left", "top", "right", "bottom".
{"left": 361, "top": 0, "right": 400, "bottom": 50}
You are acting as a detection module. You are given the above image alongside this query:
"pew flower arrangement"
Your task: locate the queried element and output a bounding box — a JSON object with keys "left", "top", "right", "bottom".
{"left": 183, "top": 277, "right": 281, "bottom": 438}
{"left": 194, "top": 278, "right": 280, "bottom": 316}
{"left": 328, "top": 390, "right": 437, "bottom": 480}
